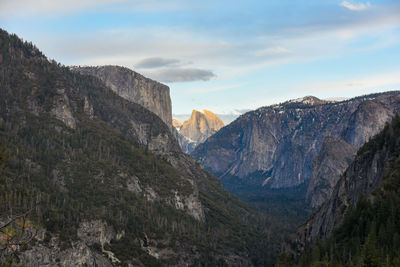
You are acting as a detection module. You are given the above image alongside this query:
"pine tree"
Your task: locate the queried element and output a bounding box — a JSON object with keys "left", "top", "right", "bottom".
{"left": 362, "top": 223, "right": 380, "bottom": 267}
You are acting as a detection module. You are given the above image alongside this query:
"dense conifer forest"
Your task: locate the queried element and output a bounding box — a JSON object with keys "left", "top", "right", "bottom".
{"left": 0, "top": 29, "right": 274, "bottom": 266}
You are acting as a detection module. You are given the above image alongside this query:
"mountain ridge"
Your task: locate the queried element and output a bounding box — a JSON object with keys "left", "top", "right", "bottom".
{"left": 283, "top": 115, "right": 400, "bottom": 266}
{"left": 192, "top": 92, "right": 400, "bottom": 195}
{"left": 0, "top": 28, "right": 272, "bottom": 266}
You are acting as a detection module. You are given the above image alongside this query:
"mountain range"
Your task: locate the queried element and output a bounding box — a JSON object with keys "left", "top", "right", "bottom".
{"left": 2, "top": 27, "right": 400, "bottom": 267}
{"left": 280, "top": 114, "right": 400, "bottom": 267}
{"left": 192, "top": 93, "right": 400, "bottom": 208}
{"left": 0, "top": 29, "right": 273, "bottom": 266}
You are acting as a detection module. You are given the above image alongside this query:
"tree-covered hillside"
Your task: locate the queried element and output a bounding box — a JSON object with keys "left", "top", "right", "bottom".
{"left": 0, "top": 29, "right": 272, "bottom": 266}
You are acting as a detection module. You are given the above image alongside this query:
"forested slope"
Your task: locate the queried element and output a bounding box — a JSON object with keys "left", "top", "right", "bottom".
{"left": 0, "top": 29, "right": 271, "bottom": 266}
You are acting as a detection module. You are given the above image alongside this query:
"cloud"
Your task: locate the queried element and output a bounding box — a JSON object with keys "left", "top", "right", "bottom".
{"left": 41, "top": 27, "right": 233, "bottom": 65}
{"left": 7, "top": 1, "right": 399, "bottom": 87}
{"left": 305, "top": 71, "right": 400, "bottom": 94}
{"left": 0, "top": 0, "right": 189, "bottom": 19}
{"left": 0, "top": 0, "right": 121, "bottom": 18}
{"left": 28, "top": 5, "right": 400, "bottom": 87}
{"left": 147, "top": 68, "right": 216, "bottom": 83}
{"left": 253, "top": 46, "right": 291, "bottom": 57}
{"left": 135, "top": 57, "right": 181, "bottom": 68}
{"left": 340, "top": 1, "right": 371, "bottom": 11}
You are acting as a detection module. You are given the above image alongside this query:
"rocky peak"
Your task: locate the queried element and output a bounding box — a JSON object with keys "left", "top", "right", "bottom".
{"left": 287, "top": 96, "right": 326, "bottom": 106}
{"left": 180, "top": 109, "right": 224, "bottom": 143}
{"left": 172, "top": 119, "right": 182, "bottom": 130}
{"left": 176, "top": 110, "right": 224, "bottom": 154}
{"left": 71, "top": 65, "right": 172, "bottom": 128}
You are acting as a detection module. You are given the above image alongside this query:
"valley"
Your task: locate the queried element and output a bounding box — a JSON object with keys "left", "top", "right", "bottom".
{"left": 1, "top": 5, "right": 400, "bottom": 265}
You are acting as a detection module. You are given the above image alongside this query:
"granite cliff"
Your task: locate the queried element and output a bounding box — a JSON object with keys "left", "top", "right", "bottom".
{"left": 175, "top": 109, "right": 224, "bottom": 154}
{"left": 289, "top": 115, "right": 400, "bottom": 265}
{"left": 193, "top": 94, "right": 400, "bottom": 198}
{"left": 306, "top": 137, "right": 357, "bottom": 208}
{"left": 72, "top": 65, "right": 172, "bottom": 128}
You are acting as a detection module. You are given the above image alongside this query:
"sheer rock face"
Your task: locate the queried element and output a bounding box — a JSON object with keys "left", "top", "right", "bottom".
{"left": 306, "top": 137, "right": 357, "bottom": 208}
{"left": 192, "top": 92, "right": 400, "bottom": 190}
{"left": 180, "top": 110, "right": 224, "bottom": 144}
{"left": 294, "top": 118, "right": 400, "bottom": 251}
{"left": 177, "top": 110, "right": 224, "bottom": 153}
{"left": 173, "top": 128, "right": 198, "bottom": 154}
{"left": 72, "top": 65, "right": 172, "bottom": 128}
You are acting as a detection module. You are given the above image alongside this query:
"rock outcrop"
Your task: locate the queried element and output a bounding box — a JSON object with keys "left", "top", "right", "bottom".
{"left": 20, "top": 221, "right": 117, "bottom": 267}
{"left": 193, "top": 93, "right": 400, "bottom": 192}
{"left": 72, "top": 65, "right": 172, "bottom": 128}
{"left": 306, "top": 137, "right": 357, "bottom": 208}
{"left": 294, "top": 115, "right": 400, "bottom": 250}
{"left": 176, "top": 110, "right": 224, "bottom": 153}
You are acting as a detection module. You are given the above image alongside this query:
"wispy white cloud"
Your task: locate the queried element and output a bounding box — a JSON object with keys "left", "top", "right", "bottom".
{"left": 253, "top": 46, "right": 291, "bottom": 57}
{"left": 0, "top": 0, "right": 120, "bottom": 18}
{"left": 147, "top": 68, "right": 216, "bottom": 83}
{"left": 340, "top": 1, "right": 371, "bottom": 11}
{"left": 0, "top": 0, "right": 190, "bottom": 18}
{"left": 239, "top": 70, "right": 400, "bottom": 111}
{"left": 231, "top": 71, "right": 400, "bottom": 111}
{"left": 4, "top": 1, "right": 399, "bottom": 91}
{"left": 305, "top": 71, "right": 400, "bottom": 95}
{"left": 33, "top": 4, "right": 400, "bottom": 87}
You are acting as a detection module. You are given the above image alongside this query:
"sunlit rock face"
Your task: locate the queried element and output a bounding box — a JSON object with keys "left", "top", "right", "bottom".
{"left": 172, "top": 119, "right": 182, "bottom": 130}
{"left": 175, "top": 110, "right": 224, "bottom": 154}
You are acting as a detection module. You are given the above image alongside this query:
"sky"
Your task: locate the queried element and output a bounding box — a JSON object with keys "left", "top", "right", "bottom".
{"left": 1, "top": 0, "right": 400, "bottom": 116}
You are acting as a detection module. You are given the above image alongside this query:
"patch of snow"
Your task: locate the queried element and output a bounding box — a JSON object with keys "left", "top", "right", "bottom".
{"left": 323, "top": 97, "right": 349, "bottom": 102}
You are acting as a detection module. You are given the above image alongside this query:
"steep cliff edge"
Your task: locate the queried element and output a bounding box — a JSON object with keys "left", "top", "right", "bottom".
{"left": 295, "top": 115, "right": 400, "bottom": 248}
{"left": 72, "top": 65, "right": 172, "bottom": 128}
{"left": 193, "top": 94, "right": 400, "bottom": 192}
{"left": 306, "top": 137, "right": 357, "bottom": 208}
{"left": 286, "top": 115, "right": 400, "bottom": 266}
